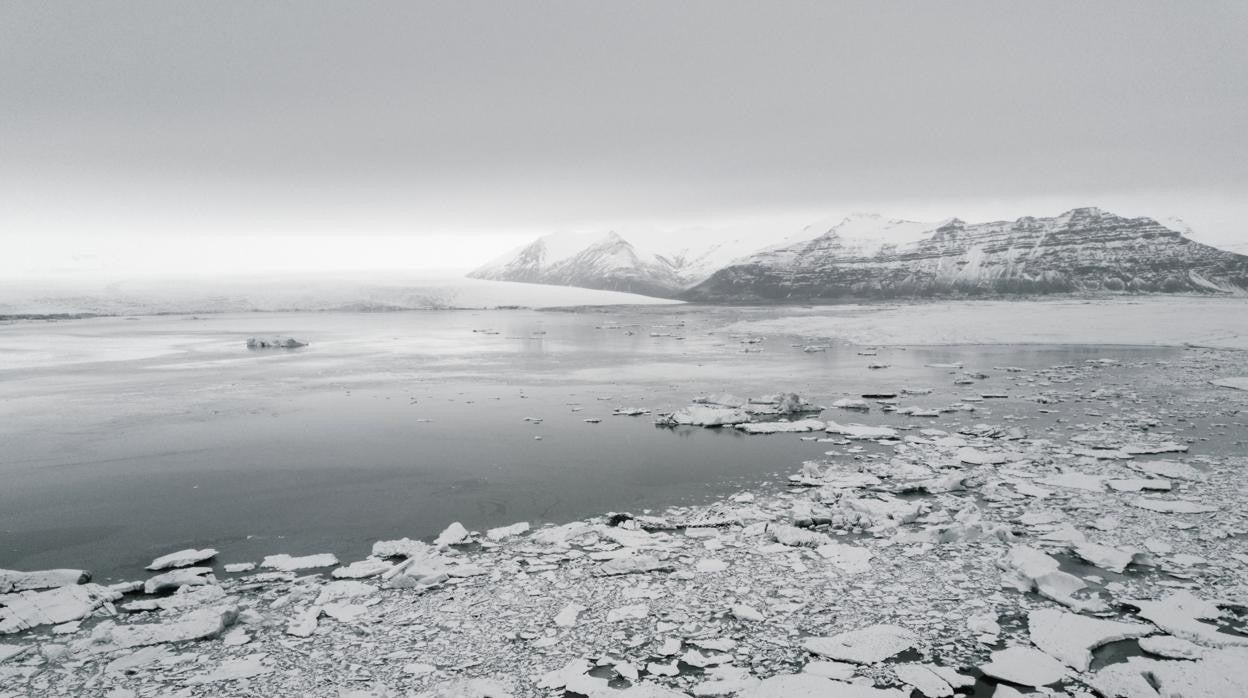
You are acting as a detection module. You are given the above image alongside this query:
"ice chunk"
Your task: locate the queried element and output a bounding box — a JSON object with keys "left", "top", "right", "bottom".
{"left": 0, "top": 569, "right": 90, "bottom": 593}
{"left": 107, "top": 606, "right": 237, "bottom": 648}
{"left": 978, "top": 646, "right": 1067, "bottom": 687}
{"left": 260, "top": 553, "right": 339, "bottom": 571}
{"left": 485, "top": 522, "right": 530, "bottom": 541}
{"left": 146, "top": 548, "right": 218, "bottom": 571}
{"left": 553, "top": 603, "right": 584, "bottom": 627}
{"left": 802, "top": 624, "right": 916, "bottom": 664}
{"left": 434, "top": 522, "right": 470, "bottom": 547}
{"left": 246, "top": 336, "right": 306, "bottom": 349}
{"left": 735, "top": 419, "right": 824, "bottom": 434}
{"left": 770, "top": 524, "right": 828, "bottom": 547}
{"left": 1070, "top": 541, "right": 1149, "bottom": 574}
{"left": 998, "top": 545, "right": 1106, "bottom": 612}
{"left": 143, "top": 567, "right": 213, "bottom": 594}
{"left": 731, "top": 604, "right": 765, "bottom": 622}
{"left": 332, "top": 559, "right": 394, "bottom": 579}
{"left": 538, "top": 658, "right": 590, "bottom": 690}
{"left": 1107, "top": 478, "right": 1171, "bottom": 492}
{"left": 0, "top": 643, "right": 29, "bottom": 663}
{"left": 372, "top": 538, "right": 434, "bottom": 559}
{"left": 659, "top": 405, "right": 750, "bottom": 427}
{"left": 1037, "top": 472, "right": 1106, "bottom": 491}
{"left": 1028, "top": 608, "right": 1152, "bottom": 671}
{"left": 826, "top": 422, "right": 899, "bottom": 440}
{"left": 1091, "top": 647, "right": 1248, "bottom": 698}
{"left": 1126, "top": 592, "right": 1248, "bottom": 648}
{"left": 894, "top": 664, "right": 953, "bottom": 697}
{"left": 739, "top": 674, "right": 905, "bottom": 697}
{"left": 0, "top": 583, "right": 118, "bottom": 634}
{"left": 315, "top": 580, "right": 374, "bottom": 606}
{"left": 1130, "top": 460, "right": 1202, "bottom": 480}
{"left": 1138, "top": 635, "right": 1205, "bottom": 659}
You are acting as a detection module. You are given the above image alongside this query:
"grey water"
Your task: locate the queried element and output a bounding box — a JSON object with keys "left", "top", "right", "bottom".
{"left": 0, "top": 306, "right": 1179, "bottom": 582}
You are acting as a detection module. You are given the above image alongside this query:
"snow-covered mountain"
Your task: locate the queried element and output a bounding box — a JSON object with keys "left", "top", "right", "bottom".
{"left": 685, "top": 207, "right": 1248, "bottom": 301}
{"left": 468, "top": 231, "right": 685, "bottom": 297}
{"left": 466, "top": 214, "right": 928, "bottom": 297}
{"left": 470, "top": 208, "right": 1248, "bottom": 301}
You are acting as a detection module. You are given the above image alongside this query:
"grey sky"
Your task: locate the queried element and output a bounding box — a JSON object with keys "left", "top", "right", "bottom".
{"left": 2, "top": 1, "right": 1246, "bottom": 271}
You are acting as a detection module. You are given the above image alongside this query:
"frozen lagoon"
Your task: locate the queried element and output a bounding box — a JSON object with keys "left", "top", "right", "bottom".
{"left": 1, "top": 299, "right": 1241, "bottom": 582}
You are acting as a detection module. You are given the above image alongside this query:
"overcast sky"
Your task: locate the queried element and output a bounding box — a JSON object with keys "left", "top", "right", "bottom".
{"left": 2, "top": 1, "right": 1246, "bottom": 275}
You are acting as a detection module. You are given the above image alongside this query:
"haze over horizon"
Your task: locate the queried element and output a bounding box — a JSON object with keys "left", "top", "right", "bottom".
{"left": 3, "top": 1, "right": 1246, "bottom": 277}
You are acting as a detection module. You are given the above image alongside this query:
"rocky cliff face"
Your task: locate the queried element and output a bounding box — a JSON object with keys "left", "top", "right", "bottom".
{"left": 684, "top": 208, "right": 1248, "bottom": 302}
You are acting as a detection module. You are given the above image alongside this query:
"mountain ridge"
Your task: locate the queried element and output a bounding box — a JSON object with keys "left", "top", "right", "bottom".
{"left": 468, "top": 208, "right": 1248, "bottom": 301}
{"left": 686, "top": 207, "right": 1248, "bottom": 301}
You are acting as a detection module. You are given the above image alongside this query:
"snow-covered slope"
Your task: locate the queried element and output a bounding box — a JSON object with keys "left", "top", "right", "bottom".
{"left": 467, "top": 216, "right": 914, "bottom": 296}
{"left": 686, "top": 208, "right": 1248, "bottom": 301}
{"left": 744, "top": 213, "right": 942, "bottom": 266}
{"left": 470, "top": 232, "right": 684, "bottom": 297}
{"left": 1165, "top": 216, "right": 1248, "bottom": 256}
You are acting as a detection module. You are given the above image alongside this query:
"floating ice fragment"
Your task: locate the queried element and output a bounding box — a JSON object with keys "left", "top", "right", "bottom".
{"left": 894, "top": 664, "right": 953, "bottom": 697}
{"left": 0, "top": 584, "right": 119, "bottom": 634}
{"left": 731, "top": 604, "right": 765, "bottom": 622}
{"left": 978, "top": 646, "right": 1067, "bottom": 687}
{"left": 553, "top": 603, "right": 585, "bottom": 627}
{"left": 260, "top": 553, "right": 339, "bottom": 571}
{"left": 802, "top": 624, "right": 916, "bottom": 664}
{"left": 107, "top": 606, "right": 238, "bottom": 648}
{"left": 485, "top": 522, "right": 530, "bottom": 541}
{"left": 146, "top": 548, "right": 218, "bottom": 571}
{"left": 826, "top": 422, "right": 899, "bottom": 440}
{"left": 245, "top": 336, "right": 306, "bottom": 349}
{"left": 739, "top": 674, "right": 905, "bottom": 697}
{"left": 0, "top": 568, "right": 90, "bottom": 593}
{"left": 434, "top": 522, "right": 470, "bottom": 547}
{"left": 1028, "top": 608, "right": 1152, "bottom": 671}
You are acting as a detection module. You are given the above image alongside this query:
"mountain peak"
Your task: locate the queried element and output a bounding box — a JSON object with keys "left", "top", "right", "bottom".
{"left": 685, "top": 207, "right": 1248, "bottom": 301}
{"left": 1055, "top": 206, "right": 1119, "bottom": 223}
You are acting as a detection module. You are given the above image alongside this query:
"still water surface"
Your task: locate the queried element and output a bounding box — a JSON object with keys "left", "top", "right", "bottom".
{"left": 0, "top": 307, "right": 1176, "bottom": 581}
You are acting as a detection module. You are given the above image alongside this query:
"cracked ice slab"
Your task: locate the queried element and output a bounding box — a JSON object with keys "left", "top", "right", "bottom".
{"left": 802, "top": 624, "right": 916, "bottom": 664}
{"left": 1028, "top": 608, "right": 1153, "bottom": 671}
{"left": 0, "top": 584, "right": 118, "bottom": 634}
